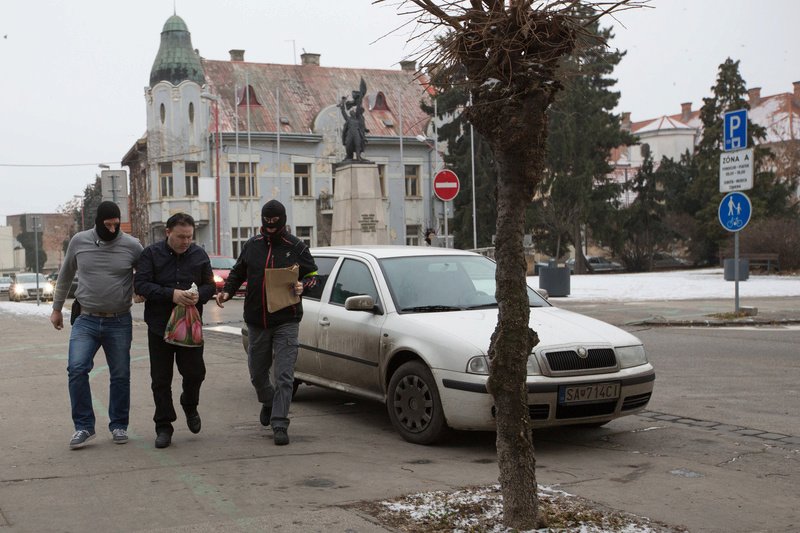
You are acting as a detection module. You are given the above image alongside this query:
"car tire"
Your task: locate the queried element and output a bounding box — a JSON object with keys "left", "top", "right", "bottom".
{"left": 387, "top": 361, "right": 447, "bottom": 445}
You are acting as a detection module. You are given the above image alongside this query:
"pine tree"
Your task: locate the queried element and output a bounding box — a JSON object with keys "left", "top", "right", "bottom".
{"left": 532, "top": 16, "right": 632, "bottom": 272}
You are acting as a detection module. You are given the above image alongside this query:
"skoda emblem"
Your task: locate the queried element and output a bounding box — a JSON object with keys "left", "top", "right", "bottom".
{"left": 577, "top": 346, "right": 588, "bottom": 359}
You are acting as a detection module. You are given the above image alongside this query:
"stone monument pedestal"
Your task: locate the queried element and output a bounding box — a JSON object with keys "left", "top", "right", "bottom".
{"left": 331, "top": 162, "right": 388, "bottom": 246}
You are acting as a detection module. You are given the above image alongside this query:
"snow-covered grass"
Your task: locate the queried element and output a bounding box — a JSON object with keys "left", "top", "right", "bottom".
{"left": 528, "top": 268, "right": 800, "bottom": 302}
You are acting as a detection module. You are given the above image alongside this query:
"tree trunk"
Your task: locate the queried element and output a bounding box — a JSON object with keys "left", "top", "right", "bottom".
{"left": 481, "top": 91, "right": 549, "bottom": 530}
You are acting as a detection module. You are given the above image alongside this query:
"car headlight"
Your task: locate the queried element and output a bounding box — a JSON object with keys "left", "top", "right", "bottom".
{"left": 616, "top": 345, "right": 648, "bottom": 368}
{"left": 14, "top": 285, "right": 25, "bottom": 295}
{"left": 466, "top": 356, "right": 489, "bottom": 375}
{"left": 526, "top": 354, "right": 542, "bottom": 375}
{"left": 43, "top": 282, "right": 54, "bottom": 294}
{"left": 213, "top": 274, "right": 224, "bottom": 283}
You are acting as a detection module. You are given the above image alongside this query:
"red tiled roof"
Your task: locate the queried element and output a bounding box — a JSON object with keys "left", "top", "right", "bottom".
{"left": 201, "top": 59, "right": 433, "bottom": 138}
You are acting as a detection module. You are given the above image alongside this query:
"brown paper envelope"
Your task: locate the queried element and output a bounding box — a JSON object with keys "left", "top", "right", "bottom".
{"left": 264, "top": 264, "right": 300, "bottom": 313}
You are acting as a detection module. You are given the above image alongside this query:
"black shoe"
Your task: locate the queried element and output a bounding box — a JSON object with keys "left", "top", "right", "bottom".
{"left": 186, "top": 412, "right": 201, "bottom": 434}
{"left": 155, "top": 432, "right": 172, "bottom": 449}
{"left": 273, "top": 427, "right": 289, "bottom": 446}
{"left": 260, "top": 404, "right": 272, "bottom": 427}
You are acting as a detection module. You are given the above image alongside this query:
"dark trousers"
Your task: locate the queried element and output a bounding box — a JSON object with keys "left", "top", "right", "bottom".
{"left": 148, "top": 330, "right": 206, "bottom": 435}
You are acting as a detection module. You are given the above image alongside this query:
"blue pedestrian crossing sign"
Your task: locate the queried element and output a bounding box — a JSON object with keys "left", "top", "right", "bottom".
{"left": 723, "top": 109, "right": 747, "bottom": 151}
{"left": 718, "top": 191, "right": 752, "bottom": 232}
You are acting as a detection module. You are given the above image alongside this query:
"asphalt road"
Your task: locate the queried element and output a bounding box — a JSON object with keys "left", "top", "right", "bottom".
{"left": 0, "top": 301, "right": 798, "bottom": 532}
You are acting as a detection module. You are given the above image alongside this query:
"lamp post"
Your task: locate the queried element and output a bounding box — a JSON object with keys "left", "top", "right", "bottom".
{"left": 200, "top": 92, "right": 222, "bottom": 255}
{"left": 32, "top": 215, "right": 41, "bottom": 306}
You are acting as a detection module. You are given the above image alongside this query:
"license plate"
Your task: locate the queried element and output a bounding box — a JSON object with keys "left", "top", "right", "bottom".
{"left": 559, "top": 382, "right": 620, "bottom": 405}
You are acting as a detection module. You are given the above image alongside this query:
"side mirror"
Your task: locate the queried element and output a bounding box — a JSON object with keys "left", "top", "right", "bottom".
{"left": 534, "top": 288, "right": 549, "bottom": 300}
{"left": 345, "top": 295, "right": 381, "bottom": 314}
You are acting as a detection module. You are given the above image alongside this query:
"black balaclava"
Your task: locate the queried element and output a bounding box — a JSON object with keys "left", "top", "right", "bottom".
{"left": 261, "top": 199, "right": 287, "bottom": 234}
{"left": 95, "top": 201, "right": 121, "bottom": 241}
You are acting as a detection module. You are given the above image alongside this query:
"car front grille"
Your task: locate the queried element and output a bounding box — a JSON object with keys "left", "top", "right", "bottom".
{"left": 544, "top": 348, "right": 616, "bottom": 372}
{"left": 621, "top": 392, "right": 651, "bottom": 411}
{"left": 555, "top": 400, "right": 617, "bottom": 419}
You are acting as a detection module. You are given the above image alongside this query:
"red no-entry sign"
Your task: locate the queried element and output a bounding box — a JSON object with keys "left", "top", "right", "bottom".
{"left": 433, "top": 169, "right": 460, "bottom": 202}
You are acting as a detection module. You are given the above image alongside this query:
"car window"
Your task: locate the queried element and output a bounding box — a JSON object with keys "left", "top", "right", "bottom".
{"left": 303, "top": 256, "right": 337, "bottom": 301}
{"left": 381, "top": 255, "right": 548, "bottom": 312}
{"left": 329, "top": 259, "right": 379, "bottom": 306}
{"left": 209, "top": 257, "right": 236, "bottom": 269}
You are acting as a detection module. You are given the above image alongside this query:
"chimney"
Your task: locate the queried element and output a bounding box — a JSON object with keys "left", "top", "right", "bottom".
{"left": 300, "top": 52, "right": 320, "bottom": 66}
{"left": 793, "top": 81, "right": 800, "bottom": 103}
{"left": 747, "top": 87, "right": 761, "bottom": 106}
{"left": 400, "top": 60, "right": 417, "bottom": 73}
{"left": 621, "top": 112, "right": 631, "bottom": 131}
{"left": 229, "top": 49, "right": 245, "bottom": 62}
{"left": 680, "top": 102, "right": 692, "bottom": 122}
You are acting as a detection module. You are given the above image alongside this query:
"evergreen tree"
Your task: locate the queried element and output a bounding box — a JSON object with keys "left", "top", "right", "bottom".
{"left": 532, "top": 16, "right": 632, "bottom": 272}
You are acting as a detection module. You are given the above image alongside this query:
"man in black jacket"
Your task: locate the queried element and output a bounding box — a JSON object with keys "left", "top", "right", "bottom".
{"left": 216, "top": 200, "right": 317, "bottom": 446}
{"left": 134, "top": 213, "right": 216, "bottom": 449}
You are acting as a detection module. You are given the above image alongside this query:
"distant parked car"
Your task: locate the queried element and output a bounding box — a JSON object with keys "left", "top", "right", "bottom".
{"left": 0, "top": 276, "right": 12, "bottom": 295}
{"left": 651, "top": 252, "right": 690, "bottom": 270}
{"left": 47, "top": 273, "right": 78, "bottom": 298}
{"left": 9, "top": 273, "right": 54, "bottom": 302}
{"left": 209, "top": 255, "right": 246, "bottom": 296}
{"left": 567, "top": 256, "right": 625, "bottom": 273}
{"left": 241, "top": 246, "right": 654, "bottom": 444}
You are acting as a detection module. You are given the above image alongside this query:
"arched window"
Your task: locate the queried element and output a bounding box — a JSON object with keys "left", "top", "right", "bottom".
{"left": 237, "top": 85, "right": 261, "bottom": 106}
{"left": 159, "top": 103, "right": 166, "bottom": 124}
{"left": 373, "top": 91, "right": 390, "bottom": 111}
{"left": 188, "top": 102, "right": 195, "bottom": 123}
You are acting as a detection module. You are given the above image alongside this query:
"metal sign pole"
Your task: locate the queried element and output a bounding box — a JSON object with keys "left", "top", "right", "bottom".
{"left": 444, "top": 200, "right": 449, "bottom": 248}
{"left": 734, "top": 231, "right": 740, "bottom": 313}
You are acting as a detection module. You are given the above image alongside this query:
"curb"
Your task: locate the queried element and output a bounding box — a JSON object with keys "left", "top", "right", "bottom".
{"left": 628, "top": 317, "right": 800, "bottom": 327}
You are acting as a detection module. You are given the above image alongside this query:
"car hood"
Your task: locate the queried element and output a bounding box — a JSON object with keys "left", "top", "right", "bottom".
{"left": 396, "top": 306, "right": 641, "bottom": 354}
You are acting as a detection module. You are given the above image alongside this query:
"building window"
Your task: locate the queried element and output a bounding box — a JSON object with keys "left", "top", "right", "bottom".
{"left": 159, "top": 163, "right": 174, "bottom": 198}
{"left": 188, "top": 102, "right": 195, "bottom": 124}
{"left": 378, "top": 164, "right": 387, "bottom": 197}
{"left": 405, "top": 165, "right": 420, "bottom": 197}
{"left": 237, "top": 85, "right": 261, "bottom": 106}
{"left": 296, "top": 226, "right": 312, "bottom": 247}
{"left": 159, "top": 103, "right": 165, "bottom": 124}
{"left": 294, "top": 163, "right": 310, "bottom": 197}
{"left": 185, "top": 162, "right": 199, "bottom": 197}
{"left": 406, "top": 225, "right": 421, "bottom": 246}
{"left": 372, "top": 91, "right": 390, "bottom": 112}
{"left": 231, "top": 226, "right": 257, "bottom": 258}
{"left": 229, "top": 162, "right": 257, "bottom": 197}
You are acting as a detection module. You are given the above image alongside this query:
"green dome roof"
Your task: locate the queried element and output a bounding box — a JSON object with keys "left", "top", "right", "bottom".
{"left": 149, "top": 15, "right": 205, "bottom": 87}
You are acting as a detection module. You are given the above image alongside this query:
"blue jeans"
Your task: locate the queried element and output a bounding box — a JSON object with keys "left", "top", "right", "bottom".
{"left": 247, "top": 321, "right": 299, "bottom": 430}
{"left": 67, "top": 313, "right": 133, "bottom": 432}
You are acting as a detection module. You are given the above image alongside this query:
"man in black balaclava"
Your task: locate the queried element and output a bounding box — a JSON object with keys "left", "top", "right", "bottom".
{"left": 95, "top": 201, "right": 121, "bottom": 241}
{"left": 49, "top": 200, "right": 143, "bottom": 450}
{"left": 216, "top": 199, "right": 318, "bottom": 446}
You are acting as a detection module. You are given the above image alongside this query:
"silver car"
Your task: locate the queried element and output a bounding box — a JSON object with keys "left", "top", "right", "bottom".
{"left": 244, "top": 246, "right": 654, "bottom": 444}
{"left": 8, "top": 273, "right": 54, "bottom": 302}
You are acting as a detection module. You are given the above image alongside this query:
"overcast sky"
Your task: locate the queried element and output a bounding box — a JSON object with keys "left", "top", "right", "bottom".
{"left": 1, "top": 0, "right": 796, "bottom": 224}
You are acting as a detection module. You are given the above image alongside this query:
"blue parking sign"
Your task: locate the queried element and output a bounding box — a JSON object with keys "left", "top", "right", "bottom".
{"left": 718, "top": 191, "right": 752, "bottom": 232}
{"left": 724, "top": 109, "right": 747, "bottom": 151}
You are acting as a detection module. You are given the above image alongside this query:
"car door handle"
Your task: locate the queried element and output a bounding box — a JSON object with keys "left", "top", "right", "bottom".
{"left": 318, "top": 317, "right": 330, "bottom": 327}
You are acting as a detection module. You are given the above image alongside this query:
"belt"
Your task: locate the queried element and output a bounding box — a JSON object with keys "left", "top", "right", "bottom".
{"left": 83, "top": 311, "right": 127, "bottom": 318}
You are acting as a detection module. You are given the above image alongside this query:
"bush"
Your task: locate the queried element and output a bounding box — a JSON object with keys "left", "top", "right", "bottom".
{"left": 732, "top": 217, "right": 800, "bottom": 271}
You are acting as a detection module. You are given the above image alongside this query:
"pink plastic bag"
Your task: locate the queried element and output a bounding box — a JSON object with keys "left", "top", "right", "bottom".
{"left": 164, "top": 304, "right": 204, "bottom": 347}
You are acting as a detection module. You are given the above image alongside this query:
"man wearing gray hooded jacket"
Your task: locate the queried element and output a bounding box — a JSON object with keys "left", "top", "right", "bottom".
{"left": 50, "top": 201, "right": 142, "bottom": 449}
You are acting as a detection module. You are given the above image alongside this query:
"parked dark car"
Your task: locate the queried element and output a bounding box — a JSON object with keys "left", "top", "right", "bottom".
{"left": 651, "top": 252, "right": 690, "bottom": 270}
{"left": 567, "top": 256, "right": 625, "bottom": 273}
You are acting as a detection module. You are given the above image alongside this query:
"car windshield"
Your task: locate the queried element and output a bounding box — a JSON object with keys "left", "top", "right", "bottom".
{"left": 210, "top": 257, "right": 236, "bottom": 269}
{"left": 380, "top": 254, "right": 548, "bottom": 312}
{"left": 16, "top": 273, "right": 48, "bottom": 283}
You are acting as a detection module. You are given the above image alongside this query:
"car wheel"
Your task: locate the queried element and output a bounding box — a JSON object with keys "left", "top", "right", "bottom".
{"left": 387, "top": 361, "right": 447, "bottom": 445}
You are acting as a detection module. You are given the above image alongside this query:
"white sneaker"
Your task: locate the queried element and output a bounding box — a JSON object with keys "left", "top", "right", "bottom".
{"left": 69, "top": 430, "right": 96, "bottom": 449}
{"left": 111, "top": 428, "right": 129, "bottom": 444}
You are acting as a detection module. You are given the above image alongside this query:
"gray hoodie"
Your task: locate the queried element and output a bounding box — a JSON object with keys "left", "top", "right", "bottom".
{"left": 52, "top": 228, "right": 143, "bottom": 314}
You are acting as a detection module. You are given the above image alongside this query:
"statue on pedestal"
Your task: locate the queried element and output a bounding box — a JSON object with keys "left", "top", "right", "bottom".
{"left": 339, "top": 78, "right": 369, "bottom": 162}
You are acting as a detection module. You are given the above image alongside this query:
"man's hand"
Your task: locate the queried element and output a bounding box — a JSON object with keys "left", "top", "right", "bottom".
{"left": 50, "top": 309, "right": 63, "bottom": 330}
{"left": 293, "top": 281, "right": 303, "bottom": 296}
{"left": 133, "top": 293, "right": 145, "bottom": 303}
{"left": 173, "top": 289, "right": 199, "bottom": 306}
{"left": 215, "top": 291, "right": 231, "bottom": 308}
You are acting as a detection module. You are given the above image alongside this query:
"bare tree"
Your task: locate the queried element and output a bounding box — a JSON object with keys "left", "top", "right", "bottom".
{"left": 379, "top": 0, "right": 638, "bottom": 528}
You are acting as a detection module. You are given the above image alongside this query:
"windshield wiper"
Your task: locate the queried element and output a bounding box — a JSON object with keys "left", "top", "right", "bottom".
{"left": 465, "top": 303, "right": 499, "bottom": 309}
{"left": 401, "top": 305, "right": 462, "bottom": 312}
